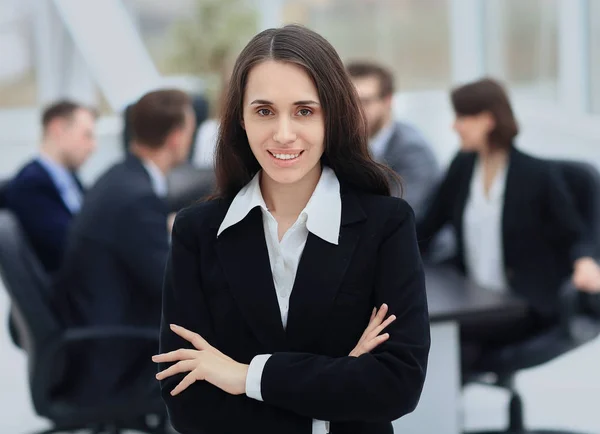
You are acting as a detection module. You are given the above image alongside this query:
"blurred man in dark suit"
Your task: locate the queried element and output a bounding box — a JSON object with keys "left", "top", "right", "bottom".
{"left": 5, "top": 101, "right": 96, "bottom": 274}
{"left": 347, "top": 61, "right": 439, "bottom": 220}
{"left": 54, "top": 89, "right": 195, "bottom": 404}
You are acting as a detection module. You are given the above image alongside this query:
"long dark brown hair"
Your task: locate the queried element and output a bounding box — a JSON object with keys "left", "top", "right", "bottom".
{"left": 213, "top": 24, "right": 397, "bottom": 199}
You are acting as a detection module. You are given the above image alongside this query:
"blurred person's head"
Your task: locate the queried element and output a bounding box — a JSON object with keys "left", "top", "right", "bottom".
{"left": 129, "top": 89, "right": 196, "bottom": 173}
{"left": 213, "top": 24, "right": 394, "bottom": 199}
{"left": 346, "top": 61, "right": 395, "bottom": 139}
{"left": 451, "top": 78, "right": 518, "bottom": 153}
{"left": 41, "top": 100, "right": 97, "bottom": 171}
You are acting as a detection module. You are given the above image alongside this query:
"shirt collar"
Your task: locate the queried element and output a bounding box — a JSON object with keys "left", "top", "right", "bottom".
{"left": 141, "top": 159, "right": 168, "bottom": 198}
{"left": 37, "top": 153, "right": 76, "bottom": 191}
{"left": 217, "top": 166, "right": 342, "bottom": 245}
{"left": 370, "top": 121, "right": 395, "bottom": 159}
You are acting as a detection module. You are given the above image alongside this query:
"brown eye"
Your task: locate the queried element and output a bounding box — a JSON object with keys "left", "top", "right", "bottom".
{"left": 257, "top": 108, "right": 272, "bottom": 116}
{"left": 298, "top": 108, "right": 312, "bottom": 116}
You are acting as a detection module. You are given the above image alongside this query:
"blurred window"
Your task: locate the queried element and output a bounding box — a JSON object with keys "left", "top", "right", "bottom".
{"left": 0, "top": 0, "right": 37, "bottom": 109}
{"left": 589, "top": 1, "right": 600, "bottom": 113}
{"left": 282, "top": 0, "right": 452, "bottom": 91}
{"left": 483, "top": 0, "right": 558, "bottom": 100}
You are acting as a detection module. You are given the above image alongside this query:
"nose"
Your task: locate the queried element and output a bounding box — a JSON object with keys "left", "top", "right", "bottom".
{"left": 273, "top": 116, "right": 297, "bottom": 145}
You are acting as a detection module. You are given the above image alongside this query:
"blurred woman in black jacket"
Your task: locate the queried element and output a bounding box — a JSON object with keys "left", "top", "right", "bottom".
{"left": 417, "top": 77, "right": 600, "bottom": 370}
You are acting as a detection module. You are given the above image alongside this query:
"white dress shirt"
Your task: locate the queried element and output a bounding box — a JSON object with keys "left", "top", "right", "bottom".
{"left": 217, "top": 166, "right": 341, "bottom": 434}
{"left": 463, "top": 160, "right": 509, "bottom": 292}
{"left": 141, "top": 159, "right": 168, "bottom": 198}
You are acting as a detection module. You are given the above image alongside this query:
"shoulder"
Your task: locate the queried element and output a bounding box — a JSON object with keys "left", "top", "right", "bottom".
{"left": 9, "top": 160, "right": 51, "bottom": 189}
{"left": 352, "top": 192, "right": 415, "bottom": 229}
{"left": 393, "top": 121, "right": 430, "bottom": 148}
{"left": 173, "top": 198, "right": 231, "bottom": 237}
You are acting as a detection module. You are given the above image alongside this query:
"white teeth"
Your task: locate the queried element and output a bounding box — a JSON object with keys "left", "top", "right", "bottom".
{"left": 272, "top": 153, "right": 300, "bottom": 160}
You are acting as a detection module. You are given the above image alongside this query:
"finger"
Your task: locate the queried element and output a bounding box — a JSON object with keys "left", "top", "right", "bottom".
{"left": 170, "top": 371, "right": 199, "bottom": 396}
{"left": 364, "top": 305, "right": 386, "bottom": 335}
{"left": 375, "top": 304, "right": 388, "bottom": 321}
{"left": 370, "top": 307, "right": 377, "bottom": 322}
{"left": 170, "top": 324, "right": 212, "bottom": 350}
{"left": 369, "top": 314, "right": 396, "bottom": 339}
{"left": 156, "top": 360, "right": 196, "bottom": 380}
{"left": 362, "top": 333, "right": 390, "bottom": 354}
{"left": 152, "top": 349, "right": 198, "bottom": 363}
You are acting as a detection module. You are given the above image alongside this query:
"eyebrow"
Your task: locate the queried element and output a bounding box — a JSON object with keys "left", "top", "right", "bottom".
{"left": 249, "top": 99, "right": 320, "bottom": 106}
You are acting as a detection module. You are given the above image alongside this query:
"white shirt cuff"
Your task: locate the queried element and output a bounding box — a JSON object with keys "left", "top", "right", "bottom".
{"left": 313, "top": 419, "right": 330, "bottom": 433}
{"left": 245, "top": 354, "right": 271, "bottom": 401}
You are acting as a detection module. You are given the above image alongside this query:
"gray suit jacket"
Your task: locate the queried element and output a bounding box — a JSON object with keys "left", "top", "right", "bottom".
{"left": 379, "top": 121, "right": 440, "bottom": 220}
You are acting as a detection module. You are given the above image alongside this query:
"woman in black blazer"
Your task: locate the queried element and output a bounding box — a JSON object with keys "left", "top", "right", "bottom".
{"left": 152, "top": 25, "right": 430, "bottom": 434}
{"left": 417, "top": 78, "right": 600, "bottom": 369}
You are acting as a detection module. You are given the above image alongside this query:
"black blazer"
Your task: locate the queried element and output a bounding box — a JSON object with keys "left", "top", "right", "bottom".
{"left": 5, "top": 160, "right": 84, "bottom": 274}
{"left": 417, "top": 147, "right": 596, "bottom": 317}
{"left": 159, "top": 190, "right": 430, "bottom": 434}
{"left": 54, "top": 155, "right": 169, "bottom": 402}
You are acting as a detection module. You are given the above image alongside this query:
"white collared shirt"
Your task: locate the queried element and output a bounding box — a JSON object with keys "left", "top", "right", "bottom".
{"left": 141, "top": 159, "right": 168, "bottom": 198}
{"left": 369, "top": 120, "right": 395, "bottom": 160}
{"left": 217, "top": 166, "right": 341, "bottom": 434}
{"left": 463, "top": 160, "right": 509, "bottom": 292}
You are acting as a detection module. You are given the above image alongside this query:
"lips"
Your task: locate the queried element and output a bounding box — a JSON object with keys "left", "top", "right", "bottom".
{"left": 268, "top": 150, "right": 304, "bottom": 160}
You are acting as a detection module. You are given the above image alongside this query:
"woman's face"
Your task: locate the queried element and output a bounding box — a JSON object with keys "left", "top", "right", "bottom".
{"left": 242, "top": 60, "right": 325, "bottom": 186}
{"left": 453, "top": 112, "right": 495, "bottom": 152}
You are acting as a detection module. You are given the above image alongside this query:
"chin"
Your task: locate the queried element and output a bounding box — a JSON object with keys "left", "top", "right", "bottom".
{"left": 262, "top": 166, "right": 308, "bottom": 185}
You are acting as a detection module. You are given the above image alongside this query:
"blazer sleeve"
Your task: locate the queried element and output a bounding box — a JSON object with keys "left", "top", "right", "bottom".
{"left": 259, "top": 200, "right": 430, "bottom": 423}
{"left": 416, "top": 151, "right": 464, "bottom": 253}
{"left": 159, "top": 211, "right": 311, "bottom": 434}
{"left": 113, "top": 194, "right": 170, "bottom": 299}
{"left": 544, "top": 164, "right": 597, "bottom": 262}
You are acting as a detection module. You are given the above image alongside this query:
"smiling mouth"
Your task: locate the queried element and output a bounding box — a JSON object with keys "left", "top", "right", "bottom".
{"left": 268, "top": 151, "right": 304, "bottom": 160}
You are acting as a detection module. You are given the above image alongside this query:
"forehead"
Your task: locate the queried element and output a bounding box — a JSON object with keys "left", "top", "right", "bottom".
{"left": 71, "top": 109, "right": 95, "bottom": 127}
{"left": 244, "top": 60, "right": 319, "bottom": 104}
{"left": 350, "top": 75, "right": 380, "bottom": 97}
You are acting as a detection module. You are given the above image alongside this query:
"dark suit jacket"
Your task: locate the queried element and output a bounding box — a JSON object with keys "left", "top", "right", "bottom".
{"left": 54, "top": 155, "right": 169, "bottom": 402}
{"left": 159, "top": 190, "right": 430, "bottom": 434}
{"left": 5, "top": 160, "right": 83, "bottom": 274}
{"left": 417, "top": 147, "right": 596, "bottom": 317}
{"left": 379, "top": 121, "right": 440, "bottom": 220}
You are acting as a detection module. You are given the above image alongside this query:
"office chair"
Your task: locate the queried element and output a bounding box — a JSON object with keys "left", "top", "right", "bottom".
{"left": 0, "top": 210, "right": 168, "bottom": 434}
{"left": 464, "top": 160, "right": 600, "bottom": 434}
{"left": 167, "top": 162, "right": 215, "bottom": 212}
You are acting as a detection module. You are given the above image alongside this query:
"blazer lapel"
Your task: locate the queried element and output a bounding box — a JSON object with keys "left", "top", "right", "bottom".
{"left": 285, "top": 191, "right": 366, "bottom": 350}
{"left": 215, "top": 208, "right": 287, "bottom": 351}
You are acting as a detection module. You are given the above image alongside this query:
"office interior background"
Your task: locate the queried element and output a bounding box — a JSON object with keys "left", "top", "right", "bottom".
{"left": 1, "top": 0, "right": 600, "bottom": 432}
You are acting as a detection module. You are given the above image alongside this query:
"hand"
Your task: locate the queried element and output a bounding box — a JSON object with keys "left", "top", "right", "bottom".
{"left": 349, "top": 303, "right": 396, "bottom": 357}
{"left": 573, "top": 257, "right": 600, "bottom": 293}
{"left": 153, "top": 324, "right": 248, "bottom": 396}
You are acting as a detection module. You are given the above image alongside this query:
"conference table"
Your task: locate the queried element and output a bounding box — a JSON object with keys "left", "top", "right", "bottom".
{"left": 392, "top": 265, "right": 528, "bottom": 434}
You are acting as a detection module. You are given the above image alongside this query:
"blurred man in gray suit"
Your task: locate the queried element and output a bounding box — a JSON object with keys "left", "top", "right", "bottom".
{"left": 347, "top": 61, "right": 439, "bottom": 220}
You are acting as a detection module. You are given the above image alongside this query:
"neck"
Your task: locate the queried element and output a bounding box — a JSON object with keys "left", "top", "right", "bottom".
{"left": 129, "top": 142, "right": 173, "bottom": 175}
{"left": 40, "top": 140, "right": 67, "bottom": 168}
{"left": 261, "top": 164, "right": 322, "bottom": 220}
{"left": 478, "top": 146, "right": 508, "bottom": 172}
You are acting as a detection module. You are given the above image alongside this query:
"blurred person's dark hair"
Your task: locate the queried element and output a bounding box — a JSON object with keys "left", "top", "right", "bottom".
{"left": 214, "top": 24, "right": 397, "bottom": 199}
{"left": 129, "top": 89, "right": 193, "bottom": 149}
{"left": 451, "top": 77, "right": 519, "bottom": 150}
{"left": 346, "top": 61, "right": 395, "bottom": 98}
{"left": 42, "top": 100, "right": 97, "bottom": 132}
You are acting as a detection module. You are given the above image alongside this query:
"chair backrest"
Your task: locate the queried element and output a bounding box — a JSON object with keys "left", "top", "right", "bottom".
{"left": 0, "top": 210, "right": 61, "bottom": 357}
{"left": 554, "top": 159, "right": 600, "bottom": 249}
{"left": 167, "top": 163, "right": 216, "bottom": 212}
